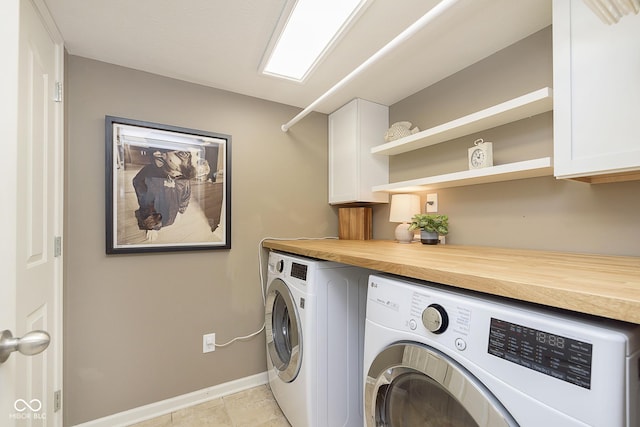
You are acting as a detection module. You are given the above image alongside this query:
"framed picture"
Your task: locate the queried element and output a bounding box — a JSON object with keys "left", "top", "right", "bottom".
{"left": 105, "top": 116, "right": 231, "bottom": 254}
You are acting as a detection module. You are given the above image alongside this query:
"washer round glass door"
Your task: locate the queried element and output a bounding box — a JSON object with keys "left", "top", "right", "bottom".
{"left": 265, "top": 278, "right": 302, "bottom": 383}
{"left": 365, "top": 343, "right": 518, "bottom": 427}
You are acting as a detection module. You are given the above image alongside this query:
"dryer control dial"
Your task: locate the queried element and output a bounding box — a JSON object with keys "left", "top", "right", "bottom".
{"left": 276, "top": 260, "right": 284, "bottom": 273}
{"left": 422, "top": 304, "right": 449, "bottom": 334}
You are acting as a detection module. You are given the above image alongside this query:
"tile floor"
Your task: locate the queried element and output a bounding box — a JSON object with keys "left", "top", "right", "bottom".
{"left": 128, "top": 385, "right": 291, "bottom": 427}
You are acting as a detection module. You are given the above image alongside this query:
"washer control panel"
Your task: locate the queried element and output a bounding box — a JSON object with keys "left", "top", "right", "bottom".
{"left": 488, "top": 317, "right": 593, "bottom": 389}
{"left": 410, "top": 291, "right": 471, "bottom": 339}
{"left": 290, "top": 262, "right": 308, "bottom": 280}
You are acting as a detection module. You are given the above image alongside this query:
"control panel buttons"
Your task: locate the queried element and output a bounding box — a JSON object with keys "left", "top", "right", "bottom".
{"left": 409, "top": 319, "right": 417, "bottom": 330}
{"left": 455, "top": 338, "right": 467, "bottom": 351}
{"left": 422, "top": 304, "right": 449, "bottom": 334}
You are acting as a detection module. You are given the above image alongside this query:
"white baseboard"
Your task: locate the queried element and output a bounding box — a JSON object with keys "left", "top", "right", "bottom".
{"left": 72, "top": 371, "right": 269, "bottom": 427}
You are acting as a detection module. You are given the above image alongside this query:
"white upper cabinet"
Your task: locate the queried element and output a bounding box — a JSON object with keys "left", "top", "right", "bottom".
{"left": 328, "top": 99, "right": 389, "bottom": 204}
{"left": 553, "top": 0, "right": 640, "bottom": 182}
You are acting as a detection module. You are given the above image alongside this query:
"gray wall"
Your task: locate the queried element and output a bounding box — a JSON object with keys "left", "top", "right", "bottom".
{"left": 64, "top": 56, "right": 333, "bottom": 425}
{"left": 373, "top": 27, "right": 640, "bottom": 256}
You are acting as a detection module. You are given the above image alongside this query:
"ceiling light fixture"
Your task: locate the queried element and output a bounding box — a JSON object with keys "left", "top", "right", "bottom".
{"left": 261, "top": 0, "right": 371, "bottom": 82}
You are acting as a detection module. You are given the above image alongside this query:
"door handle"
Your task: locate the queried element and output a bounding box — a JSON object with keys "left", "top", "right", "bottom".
{"left": 0, "top": 330, "right": 50, "bottom": 364}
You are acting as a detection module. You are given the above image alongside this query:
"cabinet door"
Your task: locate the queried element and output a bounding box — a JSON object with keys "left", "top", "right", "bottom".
{"left": 328, "top": 99, "right": 388, "bottom": 204}
{"left": 553, "top": 0, "right": 640, "bottom": 180}
{"left": 329, "top": 100, "right": 359, "bottom": 204}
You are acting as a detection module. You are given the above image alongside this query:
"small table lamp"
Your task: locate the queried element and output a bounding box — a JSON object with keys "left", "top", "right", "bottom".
{"left": 389, "top": 194, "right": 420, "bottom": 243}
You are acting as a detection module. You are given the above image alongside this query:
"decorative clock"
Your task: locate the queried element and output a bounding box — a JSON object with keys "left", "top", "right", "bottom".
{"left": 468, "top": 138, "right": 493, "bottom": 170}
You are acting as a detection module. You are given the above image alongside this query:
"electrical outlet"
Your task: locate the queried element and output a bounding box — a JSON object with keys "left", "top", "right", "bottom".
{"left": 426, "top": 193, "right": 438, "bottom": 213}
{"left": 203, "top": 333, "right": 215, "bottom": 353}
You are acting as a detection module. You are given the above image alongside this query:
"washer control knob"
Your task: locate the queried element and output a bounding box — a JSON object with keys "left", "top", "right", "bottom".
{"left": 276, "top": 260, "right": 284, "bottom": 273}
{"left": 422, "top": 304, "right": 449, "bottom": 334}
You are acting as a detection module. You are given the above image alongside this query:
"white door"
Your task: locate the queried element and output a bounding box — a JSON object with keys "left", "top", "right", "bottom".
{"left": 0, "top": 0, "right": 64, "bottom": 425}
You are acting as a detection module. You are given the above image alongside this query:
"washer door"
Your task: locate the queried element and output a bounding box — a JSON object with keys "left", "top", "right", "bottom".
{"left": 265, "top": 278, "right": 302, "bottom": 383}
{"left": 365, "top": 343, "right": 518, "bottom": 427}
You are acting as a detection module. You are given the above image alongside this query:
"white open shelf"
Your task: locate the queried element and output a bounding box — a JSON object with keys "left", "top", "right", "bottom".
{"left": 371, "top": 87, "right": 553, "bottom": 156}
{"left": 372, "top": 157, "right": 553, "bottom": 193}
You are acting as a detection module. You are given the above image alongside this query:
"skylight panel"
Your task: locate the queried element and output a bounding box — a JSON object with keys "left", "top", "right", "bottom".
{"left": 262, "top": 0, "right": 369, "bottom": 82}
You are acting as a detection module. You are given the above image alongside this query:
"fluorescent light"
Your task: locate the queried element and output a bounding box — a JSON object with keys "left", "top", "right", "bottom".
{"left": 262, "top": 0, "right": 369, "bottom": 81}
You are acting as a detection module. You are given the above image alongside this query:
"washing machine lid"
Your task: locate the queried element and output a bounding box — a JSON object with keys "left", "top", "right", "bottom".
{"left": 365, "top": 342, "right": 518, "bottom": 427}
{"left": 265, "top": 278, "right": 303, "bottom": 383}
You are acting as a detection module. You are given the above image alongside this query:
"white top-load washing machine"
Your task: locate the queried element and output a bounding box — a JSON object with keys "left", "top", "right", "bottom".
{"left": 265, "top": 251, "right": 371, "bottom": 427}
{"left": 364, "top": 274, "right": 640, "bottom": 427}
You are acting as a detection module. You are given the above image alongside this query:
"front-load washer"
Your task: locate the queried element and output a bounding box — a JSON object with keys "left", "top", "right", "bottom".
{"left": 364, "top": 274, "right": 640, "bottom": 427}
{"left": 265, "top": 251, "right": 371, "bottom": 427}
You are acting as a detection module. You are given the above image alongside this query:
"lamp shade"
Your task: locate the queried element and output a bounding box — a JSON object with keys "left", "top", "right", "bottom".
{"left": 389, "top": 194, "right": 420, "bottom": 223}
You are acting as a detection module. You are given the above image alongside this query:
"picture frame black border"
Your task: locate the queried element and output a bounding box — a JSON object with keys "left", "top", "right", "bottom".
{"left": 105, "top": 115, "right": 232, "bottom": 254}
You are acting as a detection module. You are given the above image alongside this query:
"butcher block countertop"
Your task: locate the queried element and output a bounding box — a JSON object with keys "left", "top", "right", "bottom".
{"left": 262, "top": 239, "right": 640, "bottom": 324}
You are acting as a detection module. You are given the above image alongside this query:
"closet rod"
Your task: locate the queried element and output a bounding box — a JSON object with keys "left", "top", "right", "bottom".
{"left": 281, "top": 0, "right": 460, "bottom": 132}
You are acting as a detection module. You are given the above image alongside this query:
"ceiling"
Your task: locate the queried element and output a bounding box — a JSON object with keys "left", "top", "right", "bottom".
{"left": 43, "top": 0, "right": 551, "bottom": 123}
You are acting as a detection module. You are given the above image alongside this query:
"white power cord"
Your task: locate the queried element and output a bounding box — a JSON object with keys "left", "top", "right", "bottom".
{"left": 214, "top": 325, "right": 265, "bottom": 348}
{"left": 214, "top": 236, "right": 337, "bottom": 348}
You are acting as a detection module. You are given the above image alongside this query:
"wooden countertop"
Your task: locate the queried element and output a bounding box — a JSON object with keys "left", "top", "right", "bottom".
{"left": 262, "top": 239, "right": 640, "bottom": 324}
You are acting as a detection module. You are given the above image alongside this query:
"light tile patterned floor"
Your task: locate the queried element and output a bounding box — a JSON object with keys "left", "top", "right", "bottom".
{"left": 128, "top": 385, "right": 291, "bottom": 427}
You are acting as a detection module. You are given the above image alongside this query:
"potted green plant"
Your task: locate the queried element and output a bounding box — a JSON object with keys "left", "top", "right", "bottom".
{"left": 409, "top": 214, "right": 449, "bottom": 245}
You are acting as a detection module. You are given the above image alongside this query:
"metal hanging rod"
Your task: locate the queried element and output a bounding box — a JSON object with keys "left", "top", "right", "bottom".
{"left": 281, "top": 0, "right": 460, "bottom": 132}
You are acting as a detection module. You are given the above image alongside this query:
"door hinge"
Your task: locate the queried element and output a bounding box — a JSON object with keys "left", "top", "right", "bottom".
{"left": 54, "top": 81, "right": 63, "bottom": 103}
{"left": 54, "top": 390, "right": 62, "bottom": 412}
{"left": 54, "top": 236, "right": 62, "bottom": 257}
